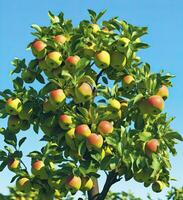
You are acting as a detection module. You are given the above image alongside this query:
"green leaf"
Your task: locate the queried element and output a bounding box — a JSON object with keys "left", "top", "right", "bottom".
{"left": 88, "top": 9, "right": 97, "bottom": 22}
{"left": 133, "top": 93, "right": 143, "bottom": 104}
{"left": 0, "top": 160, "right": 8, "bottom": 172}
{"left": 165, "top": 131, "right": 183, "bottom": 141}
{"left": 31, "top": 24, "right": 42, "bottom": 33}
{"left": 13, "top": 77, "right": 24, "bottom": 91}
{"left": 134, "top": 42, "right": 149, "bottom": 49}
{"left": 96, "top": 10, "right": 106, "bottom": 22}
{"left": 102, "top": 76, "right": 108, "bottom": 84}
{"left": 36, "top": 73, "right": 45, "bottom": 84}
{"left": 18, "top": 137, "right": 27, "bottom": 148}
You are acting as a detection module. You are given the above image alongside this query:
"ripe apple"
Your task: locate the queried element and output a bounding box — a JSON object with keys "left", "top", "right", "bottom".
{"left": 21, "top": 69, "right": 35, "bottom": 83}
{"left": 110, "top": 51, "right": 126, "bottom": 70}
{"left": 16, "top": 177, "right": 31, "bottom": 192}
{"left": 32, "top": 160, "right": 48, "bottom": 180}
{"left": 31, "top": 40, "right": 47, "bottom": 59}
{"left": 49, "top": 89, "right": 66, "bottom": 106}
{"left": 91, "top": 24, "right": 100, "bottom": 33}
{"left": 8, "top": 158, "right": 20, "bottom": 170}
{"left": 97, "top": 120, "right": 113, "bottom": 135}
{"left": 147, "top": 95, "right": 164, "bottom": 114}
{"left": 156, "top": 85, "right": 169, "bottom": 100}
{"left": 122, "top": 75, "right": 135, "bottom": 89}
{"left": 145, "top": 139, "right": 159, "bottom": 156}
{"left": 81, "top": 177, "right": 93, "bottom": 191}
{"left": 53, "top": 35, "right": 67, "bottom": 44}
{"left": 43, "top": 99, "right": 57, "bottom": 113}
{"left": 75, "top": 124, "right": 91, "bottom": 138}
{"left": 152, "top": 181, "right": 164, "bottom": 193}
{"left": 19, "top": 103, "right": 33, "bottom": 120}
{"left": 87, "top": 133, "right": 103, "bottom": 149}
{"left": 65, "top": 55, "right": 80, "bottom": 68}
{"left": 94, "top": 51, "right": 110, "bottom": 69}
{"left": 6, "top": 98, "right": 22, "bottom": 115}
{"left": 8, "top": 115, "right": 21, "bottom": 132}
{"left": 108, "top": 99, "right": 121, "bottom": 110}
{"left": 58, "top": 114, "right": 72, "bottom": 130}
{"left": 75, "top": 82, "right": 93, "bottom": 102}
{"left": 66, "top": 175, "right": 81, "bottom": 190}
{"left": 45, "top": 51, "right": 62, "bottom": 69}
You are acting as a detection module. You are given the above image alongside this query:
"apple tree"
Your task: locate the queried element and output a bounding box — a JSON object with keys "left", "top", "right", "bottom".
{"left": 0, "top": 10, "right": 182, "bottom": 200}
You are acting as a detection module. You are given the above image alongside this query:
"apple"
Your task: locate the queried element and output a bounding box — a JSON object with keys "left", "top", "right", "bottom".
{"left": 31, "top": 40, "right": 47, "bottom": 59}
{"left": 53, "top": 35, "right": 67, "bottom": 44}
{"left": 65, "top": 55, "right": 80, "bottom": 68}
{"left": 101, "top": 27, "right": 113, "bottom": 34}
{"left": 49, "top": 89, "right": 66, "bottom": 106}
{"left": 133, "top": 170, "right": 144, "bottom": 183}
{"left": 108, "top": 99, "right": 121, "bottom": 110}
{"left": 110, "top": 51, "right": 126, "bottom": 70}
{"left": 75, "top": 124, "right": 91, "bottom": 138}
{"left": 65, "top": 128, "right": 77, "bottom": 150}
{"left": 43, "top": 99, "right": 57, "bottom": 113}
{"left": 21, "top": 69, "right": 35, "bottom": 83}
{"left": 32, "top": 160, "right": 48, "bottom": 180}
{"left": 19, "top": 103, "right": 33, "bottom": 120}
{"left": 8, "top": 158, "right": 19, "bottom": 170}
{"left": 94, "top": 51, "right": 110, "bottom": 69}
{"left": 81, "top": 177, "right": 93, "bottom": 191}
{"left": 117, "top": 37, "right": 130, "bottom": 51}
{"left": 16, "top": 177, "right": 31, "bottom": 192}
{"left": 58, "top": 114, "right": 72, "bottom": 130}
{"left": 6, "top": 98, "right": 22, "bottom": 115}
{"left": 156, "top": 85, "right": 169, "bottom": 100}
{"left": 66, "top": 175, "right": 81, "bottom": 190}
{"left": 83, "top": 42, "right": 95, "bottom": 58}
{"left": 45, "top": 51, "right": 62, "bottom": 69}
{"left": 152, "top": 181, "right": 164, "bottom": 193}
{"left": 75, "top": 82, "right": 93, "bottom": 102}
{"left": 20, "top": 120, "right": 30, "bottom": 131}
{"left": 97, "top": 120, "right": 113, "bottom": 135}
{"left": 8, "top": 115, "right": 21, "bottom": 132}
{"left": 122, "top": 75, "right": 135, "bottom": 89}
{"left": 147, "top": 95, "right": 164, "bottom": 114}
{"left": 91, "top": 24, "right": 100, "bottom": 33}
{"left": 145, "top": 139, "right": 159, "bottom": 156}
{"left": 87, "top": 133, "right": 103, "bottom": 149}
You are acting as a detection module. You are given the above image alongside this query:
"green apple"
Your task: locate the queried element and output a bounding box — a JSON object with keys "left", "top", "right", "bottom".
{"left": 20, "top": 120, "right": 30, "bottom": 131}
{"left": 6, "top": 98, "right": 22, "bottom": 115}
{"left": 81, "top": 177, "right": 93, "bottom": 191}
{"left": 16, "top": 177, "right": 31, "bottom": 192}
{"left": 31, "top": 40, "right": 47, "bottom": 59}
{"left": 8, "top": 115, "right": 21, "bottom": 132}
{"left": 45, "top": 51, "right": 62, "bottom": 69}
{"left": 94, "top": 51, "right": 110, "bottom": 69}
{"left": 43, "top": 99, "right": 57, "bottom": 113}
{"left": 65, "top": 128, "right": 77, "bottom": 150}
{"left": 83, "top": 42, "right": 96, "bottom": 58}
{"left": 110, "top": 51, "right": 126, "bottom": 70}
{"left": 156, "top": 85, "right": 169, "bottom": 100}
{"left": 108, "top": 99, "right": 121, "bottom": 110}
{"left": 117, "top": 37, "right": 130, "bottom": 51}
{"left": 8, "top": 158, "right": 20, "bottom": 171}
{"left": 21, "top": 69, "right": 36, "bottom": 83}
{"left": 152, "top": 181, "right": 165, "bottom": 193}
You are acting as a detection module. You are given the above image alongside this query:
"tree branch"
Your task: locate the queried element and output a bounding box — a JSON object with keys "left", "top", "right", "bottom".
{"left": 88, "top": 178, "right": 99, "bottom": 200}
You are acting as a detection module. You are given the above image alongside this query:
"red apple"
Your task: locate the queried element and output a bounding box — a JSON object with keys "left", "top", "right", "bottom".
{"left": 49, "top": 89, "right": 66, "bottom": 106}
{"left": 147, "top": 95, "right": 164, "bottom": 114}
{"left": 31, "top": 40, "right": 46, "bottom": 59}
{"left": 45, "top": 51, "right": 62, "bottom": 69}
{"left": 6, "top": 98, "right": 22, "bottom": 115}
{"left": 66, "top": 175, "right": 81, "bottom": 190}
{"left": 75, "top": 124, "right": 91, "bottom": 138}
{"left": 145, "top": 139, "right": 159, "bottom": 156}
{"left": 122, "top": 75, "right": 134, "bottom": 88}
{"left": 65, "top": 55, "right": 80, "bottom": 67}
{"left": 87, "top": 133, "right": 103, "bottom": 149}
{"left": 58, "top": 114, "right": 72, "bottom": 130}
{"left": 97, "top": 121, "right": 113, "bottom": 135}
{"left": 53, "top": 35, "right": 67, "bottom": 44}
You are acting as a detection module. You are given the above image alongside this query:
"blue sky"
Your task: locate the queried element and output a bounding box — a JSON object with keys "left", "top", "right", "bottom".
{"left": 0, "top": 0, "right": 183, "bottom": 199}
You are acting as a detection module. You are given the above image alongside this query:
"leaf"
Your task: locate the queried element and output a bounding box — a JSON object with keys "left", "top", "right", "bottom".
{"left": 88, "top": 9, "right": 97, "bottom": 22}
{"left": 165, "top": 131, "right": 183, "bottom": 141}
{"left": 134, "top": 42, "right": 149, "bottom": 49}
{"left": 102, "top": 76, "right": 108, "bottom": 84}
{"left": 133, "top": 93, "right": 143, "bottom": 104}
{"left": 100, "top": 156, "right": 112, "bottom": 170}
{"left": 18, "top": 137, "right": 27, "bottom": 148}
{"left": 10, "top": 174, "right": 19, "bottom": 183}
{"left": 31, "top": 24, "right": 42, "bottom": 33}
{"left": 96, "top": 10, "right": 106, "bottom": 22}
{"left": 78, "top": 141, "right": 86, "bottom": 157}
{"left": 0, "top": 160, "right": 8, "bottom": 172}
{"left": 13, "top": 77, "right": 24, "bottom": 91}
{"left": 36, "top": 73, "right": 45, "bottom": 84}
{"left": 77, "top": 58, "right": 90, "bottom": 70}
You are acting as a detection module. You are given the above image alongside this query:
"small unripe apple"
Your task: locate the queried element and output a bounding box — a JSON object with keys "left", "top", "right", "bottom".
{"left": 133, "top": 170, "right": 144, "bottom": 183}
{"left": 31, "top": 40, "right": 47, "bottom": 59}
{"left": 145, "top": 139, "right": 159, "bottom": 156}
{"left": 8, "top": 115, "right": 21, "bottom": 132}
{"left": 45, "top": 51, "right": 62, "bottom": 69}
{"left": 122, "top": 75, "right": 135, "bottom": 89}
{"left": 49, "top": 89, "right": 66, "bottom": 106}
{"left": 53, "top": 35, "right": 67, "bottom": 44}
{"left": 91, "top": 24, "right": 100, "bottom": 33}
{"left": 20, "top": 120, "right": 30, "bottom": 131}
{"left": 6, "top": 98, "right": 22, "bottom": 115}
{"left": 58, "top": 114, "right": 72, "bottom": 130}
{"left": 19, "top": 103, "right": 33, "bottom": 120}
{"left": 87, "top": 133, "right": 103, "bottom": 149}
{"left": 152, "top": 181, "right": 164, "bottom": 193}
{"left": 16, "top": 177, "right": 31, "bottom": 192}
{"left": 75, "top": 82, "right": 93, "bottom": 102}
{"left": 110, "top": 51, "right": 126, "bottom": 70}
{"left": 8, "top": 158, "right": 20, "bottom": 170}
{"left": 21, "top": 69, "right": 36, "bottom": 83}
{"left": 156, "top": 85, "right": 169, "bottom": 100}
{"left": 97, "top": 120, "right": 113, "bottom": 135}
{"left": 108, "top": 99, "right": 121, "bottom": 110}
{"left": 94, "top": 51, "right": 110, "bottom": 69}
{"left": 43, "top": 99, "right": 57, "bottom": 113}
{"left": 66, "top": 175, "right": 81, "bottom": 190}
{"left": 75, "top": 124, "right": 91, "bottom": 138}
{"left": 65, "top": 55, "right": 80, "bottom": 68}
{"left": 81, "top": 177, "right": 94, "bottom": 191}
{"left": 147, "top": 95, "right": 164, "bottom": 114}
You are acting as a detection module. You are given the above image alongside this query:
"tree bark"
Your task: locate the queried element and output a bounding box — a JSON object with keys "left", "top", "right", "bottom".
{"left": 88, "top": 178, "right": 99, "bottom": 200}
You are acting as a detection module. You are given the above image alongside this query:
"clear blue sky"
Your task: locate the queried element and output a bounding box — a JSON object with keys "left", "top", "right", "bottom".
{"left": 0, "top": 0, "right": 183, "bottom": 199}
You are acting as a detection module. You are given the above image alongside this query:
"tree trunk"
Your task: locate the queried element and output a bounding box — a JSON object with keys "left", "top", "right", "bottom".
{"left": 88, "top": 178, "right": 99, "bottom": 200}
